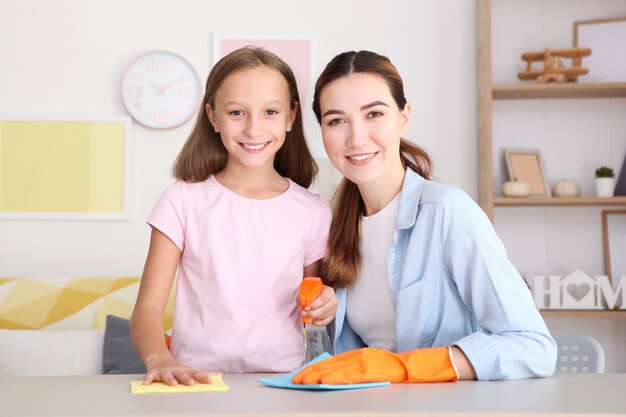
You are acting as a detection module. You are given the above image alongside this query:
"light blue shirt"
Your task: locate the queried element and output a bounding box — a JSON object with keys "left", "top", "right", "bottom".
{"left": 331, "top": 169, "right": 557, "bottom": 380}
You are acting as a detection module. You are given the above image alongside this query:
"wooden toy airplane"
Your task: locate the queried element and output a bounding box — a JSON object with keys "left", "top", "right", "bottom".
{"left": 518, "top": 47, "right": 591, "bottom": 83}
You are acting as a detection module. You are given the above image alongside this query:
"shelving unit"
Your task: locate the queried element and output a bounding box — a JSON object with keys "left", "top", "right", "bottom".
{"left": 541, "top": 310, "right": 626, "bottom": 319}
{"left": 494, "top": 196, "right": 626, "bottom": 206}
{"left": 476, "top": 0, "right": 626, "bottom": 221}
{"left": 476, "top": 0, "right": 626, "bottom": 321}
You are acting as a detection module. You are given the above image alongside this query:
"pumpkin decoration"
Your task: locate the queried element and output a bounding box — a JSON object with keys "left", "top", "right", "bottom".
{"left": 502, "top": 181, "right": 531, "bottom": 197}
{"left": 552, "top": 179, "right": 581, "bottom": 197}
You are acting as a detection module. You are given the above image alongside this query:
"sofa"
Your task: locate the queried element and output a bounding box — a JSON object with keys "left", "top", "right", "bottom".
{"left": 0, "top": 276, "right": 174, "bottom": 376}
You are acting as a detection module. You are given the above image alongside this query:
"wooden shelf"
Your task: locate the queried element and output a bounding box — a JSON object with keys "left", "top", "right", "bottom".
{"left": 494, "top": 196, "right": 626, "bottom": 207}
{"left": 476, "top": 0, "right": 626, "bottom": 327}
{"left": 493, "top": 82, "right": 626, "bottom": 100}
{"left": 541, "top": 310, "right": 626, "bottom": 319}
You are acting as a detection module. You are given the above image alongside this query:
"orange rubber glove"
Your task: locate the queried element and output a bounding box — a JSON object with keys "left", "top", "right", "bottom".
{"left": 292, "top": 346, "right": 459, "bottom": 385}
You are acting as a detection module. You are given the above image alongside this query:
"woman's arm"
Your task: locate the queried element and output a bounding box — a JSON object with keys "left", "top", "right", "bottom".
{"left": 441, "top": 190, "right": 557, "bottom": 380}
{"left": 451, "top": 346, "right": 477, "bottom": 380}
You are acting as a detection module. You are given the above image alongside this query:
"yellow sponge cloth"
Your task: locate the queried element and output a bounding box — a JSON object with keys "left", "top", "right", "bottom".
{"left": 130, "top": 375, "right": 230, "bottom": 394}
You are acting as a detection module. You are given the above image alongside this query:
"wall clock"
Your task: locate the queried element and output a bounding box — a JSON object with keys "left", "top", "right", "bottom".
{"left": 121, "top": 51, "right": 202, "bottom": 129}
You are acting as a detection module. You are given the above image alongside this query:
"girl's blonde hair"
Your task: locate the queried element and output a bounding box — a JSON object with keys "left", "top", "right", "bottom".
{"left": 312, "top": 50, "right": 433, "bottom": 288}
{"left": 173, "top": 46, "right": 317, "bottom": 188}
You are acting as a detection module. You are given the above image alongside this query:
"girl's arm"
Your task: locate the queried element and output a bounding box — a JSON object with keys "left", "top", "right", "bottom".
{"left": 130, "top": 228, "right": 211, "bottom": 386}
{"left": 302, "top": 261, "right": 338, "bottom": 326}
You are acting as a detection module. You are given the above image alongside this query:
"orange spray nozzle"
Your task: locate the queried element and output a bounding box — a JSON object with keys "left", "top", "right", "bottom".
{"left": 300, "top": 277, "right": 323, "bottom": 324}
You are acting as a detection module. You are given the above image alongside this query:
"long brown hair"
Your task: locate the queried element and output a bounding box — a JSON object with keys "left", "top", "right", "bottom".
{"left": 173, "top": 46, "right": 317, "bottom": 188}
{"left": 314, "top": 51, "right": 433, "bottom": 288}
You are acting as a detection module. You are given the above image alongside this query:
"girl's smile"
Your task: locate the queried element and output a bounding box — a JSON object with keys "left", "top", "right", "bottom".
{"left": 240, "top": 141, "right": 271, "bottom": 152}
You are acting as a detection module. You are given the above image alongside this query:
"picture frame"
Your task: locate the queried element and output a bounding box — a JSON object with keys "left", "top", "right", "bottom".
{"left": 0, "top": 116, "right": 132, "bottom": 220}
{"left": 504, "top": 149, "right": 551, "bottom": 196}
{"left": 574, "top": 17, "right": 626, "bottom": 83}
{"left": 211, "top": 33, "right": 316, "bottom": 104}
{"left": 602, "top": 210, "right": 626, "bottom": 284}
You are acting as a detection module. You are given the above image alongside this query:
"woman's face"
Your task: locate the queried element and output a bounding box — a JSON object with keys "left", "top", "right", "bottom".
{"left": 318, "top": 73, "right": 410, "bottom": 188}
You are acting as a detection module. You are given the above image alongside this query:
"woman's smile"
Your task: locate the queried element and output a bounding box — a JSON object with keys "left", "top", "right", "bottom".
{"left": 347, "top": 152, "right": 378, "bottom": 164}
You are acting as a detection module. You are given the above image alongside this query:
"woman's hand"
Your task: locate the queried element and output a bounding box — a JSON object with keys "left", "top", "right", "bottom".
{"left": 143, "top": 355, "right": 220, "bottom": 386}
{"left": 301, "top": 284, "right": 338, "bottom": 326}
{"left": 292, "top": 346, "right": 459, "bottom": 385}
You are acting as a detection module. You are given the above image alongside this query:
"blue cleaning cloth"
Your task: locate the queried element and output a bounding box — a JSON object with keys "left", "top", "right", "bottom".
{"left": 257, "top": 352, "right": 391, "bottom": 390}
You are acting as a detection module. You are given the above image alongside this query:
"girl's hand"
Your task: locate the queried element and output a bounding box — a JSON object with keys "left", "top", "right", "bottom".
{"left": 143, "top": 355, "right": 220, "bottom": 386}
{"left": 301, "top": 285, "right": 338, "bottom": 326}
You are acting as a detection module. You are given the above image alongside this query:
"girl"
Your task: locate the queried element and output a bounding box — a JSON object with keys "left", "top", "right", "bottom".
{"left": 293, "top": 50, "right": 556, "bottom": 385}
{"left": 131, "top": 47, "right": 336, "bottom": 386}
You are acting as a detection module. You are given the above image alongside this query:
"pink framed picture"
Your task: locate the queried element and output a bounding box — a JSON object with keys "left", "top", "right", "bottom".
{"left": 504, "top": 149, "right": 551, "bottom": 197}
{"left": 212, "top": 34, "right": 316, "bottom": 104}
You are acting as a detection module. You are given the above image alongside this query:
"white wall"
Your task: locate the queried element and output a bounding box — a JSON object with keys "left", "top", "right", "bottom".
{"left": 0, "top": 0, "right": 476, "bottom": 276}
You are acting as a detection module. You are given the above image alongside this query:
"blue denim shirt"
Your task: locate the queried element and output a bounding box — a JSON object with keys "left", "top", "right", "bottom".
{"left": 331, "top": 169, "right": 556, "bottom": 380}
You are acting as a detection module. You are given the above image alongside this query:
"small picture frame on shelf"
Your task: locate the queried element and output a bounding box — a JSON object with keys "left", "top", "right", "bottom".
{"left": 574, "top": 17, "right": 626, "bottom": 83}
{"left": 504, "top": 149, "right": 551, "bottom": 196}
{"left": 602, "top": 210, "right": 626, "bottom": 284}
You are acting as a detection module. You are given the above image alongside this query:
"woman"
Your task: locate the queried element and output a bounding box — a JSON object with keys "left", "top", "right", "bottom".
{"left": 293, "top": 50, "right": 556, "bottom": 384}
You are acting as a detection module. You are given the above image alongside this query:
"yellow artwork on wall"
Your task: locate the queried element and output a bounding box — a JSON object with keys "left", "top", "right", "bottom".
{"left": 0, "top": 117, "right": 131, "bottom": 220}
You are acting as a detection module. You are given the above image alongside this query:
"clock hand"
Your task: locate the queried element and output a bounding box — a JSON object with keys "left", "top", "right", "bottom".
{"left": 148, "top": 82, "right": 166, "bottom": 93}
{"left": 161, "top": 76, "right": 185, "bottom": 92}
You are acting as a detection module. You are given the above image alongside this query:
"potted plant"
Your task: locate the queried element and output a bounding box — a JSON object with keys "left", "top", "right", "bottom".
{"left": 595, "top": 166, "right": 615, "bottom": 197}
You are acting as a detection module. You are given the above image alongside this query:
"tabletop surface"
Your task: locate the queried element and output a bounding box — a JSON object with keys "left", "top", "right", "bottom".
{"left": 2, "top": 372, "right": 626, "bottom": 417}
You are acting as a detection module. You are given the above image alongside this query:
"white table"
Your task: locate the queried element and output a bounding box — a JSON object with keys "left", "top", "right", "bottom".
{"left": 2, "top": 372, "right": 626, "bottom": 417}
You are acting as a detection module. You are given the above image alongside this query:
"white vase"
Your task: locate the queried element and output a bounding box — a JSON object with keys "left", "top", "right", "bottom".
{"left": 595, "top": 177, "right": 615, "bottom": 197}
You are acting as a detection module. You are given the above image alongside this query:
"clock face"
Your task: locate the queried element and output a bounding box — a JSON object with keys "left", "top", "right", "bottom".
{"left": 121, "top": 51, "right": 202, "bottom": 129}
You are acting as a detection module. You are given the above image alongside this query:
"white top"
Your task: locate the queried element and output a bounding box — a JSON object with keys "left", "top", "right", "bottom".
{"left": 346, "top": 193, "right": 400, "bottom": 351}
{"left": 147, "top": 176, "right": 331, "bottom": 373}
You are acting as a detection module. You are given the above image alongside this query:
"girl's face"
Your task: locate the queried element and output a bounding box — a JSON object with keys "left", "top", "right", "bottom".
{"left": 207, "top": 65, "right": 296, "bottom": 172}
{"left": 318, "top": 73, "right": 410, "bottom": 188}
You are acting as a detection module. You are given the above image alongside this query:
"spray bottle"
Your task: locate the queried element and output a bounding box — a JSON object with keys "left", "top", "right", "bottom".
{"left": 300, "top": 277, "right": 332, "bottom": 363}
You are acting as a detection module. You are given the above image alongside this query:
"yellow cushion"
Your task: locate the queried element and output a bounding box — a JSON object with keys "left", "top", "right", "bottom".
{"left": 0, "top": 277, "right": 174, "bottom": 331}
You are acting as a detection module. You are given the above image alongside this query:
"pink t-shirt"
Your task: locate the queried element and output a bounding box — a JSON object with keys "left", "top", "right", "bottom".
{"left": 147, "top": 175, "right": 331, "bottom": 373}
